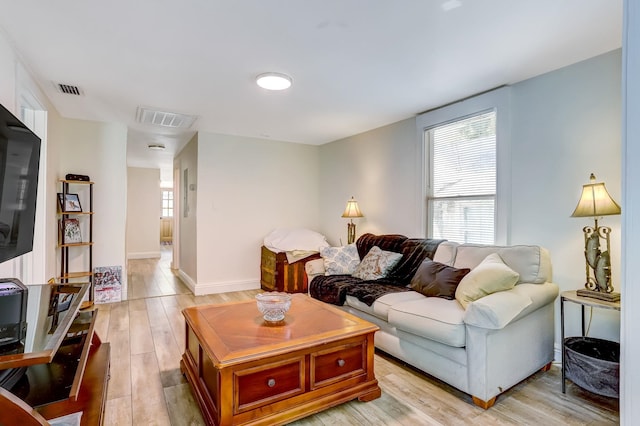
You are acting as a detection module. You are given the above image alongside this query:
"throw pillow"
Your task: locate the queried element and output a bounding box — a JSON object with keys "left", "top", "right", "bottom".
{"left": 455, "top": 253, "right": 520, "bottom": 309}
{"left": 351, "top": 246, "right": 403, "bottom": 280}
{"left": 320, "top": 244, "right": 360, "bottom": 275}
{"left": 409, "top": 259, "right": 470, "bottom": 300}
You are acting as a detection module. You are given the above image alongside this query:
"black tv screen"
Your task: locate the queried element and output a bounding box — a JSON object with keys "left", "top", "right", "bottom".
{"left": 0, "top": 104, "right": 41, "bottom": 264}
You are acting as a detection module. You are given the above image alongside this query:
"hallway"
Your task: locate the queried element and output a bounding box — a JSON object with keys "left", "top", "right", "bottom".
{"left": 127, "top": 245, "right": 190, "bottom": 300}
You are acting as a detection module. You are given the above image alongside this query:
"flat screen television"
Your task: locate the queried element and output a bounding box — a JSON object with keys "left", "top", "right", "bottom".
{"left": 0, "top": 103, "right": 41, "bottom": 264}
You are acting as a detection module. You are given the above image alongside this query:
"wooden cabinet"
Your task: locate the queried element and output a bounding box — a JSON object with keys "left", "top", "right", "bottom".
{"left": 58, "top": 180, "right": 94, "bottom": 302}
{"left": 0, "top": 283, "right": 110, "bottom": 425}
{"left": 181, "top": 295, "right": 380, "bottom": 425}
{"left": 260, "top": 246, "right": 321, "bottom": 293}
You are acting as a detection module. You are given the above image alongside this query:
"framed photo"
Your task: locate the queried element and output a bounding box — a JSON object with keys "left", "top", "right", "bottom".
{"left": 60, "top": 218, "right": 82, "bottom": 244}
{"left": 57, "top": 193, "right": 82, "bottom": 212}
{"left": 56, "top": 292, "right": 73, "bottom": 313}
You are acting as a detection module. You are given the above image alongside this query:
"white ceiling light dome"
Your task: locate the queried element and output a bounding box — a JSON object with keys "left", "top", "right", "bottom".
{"left": 256, "top": 72, "right": 292, "bottom": 91}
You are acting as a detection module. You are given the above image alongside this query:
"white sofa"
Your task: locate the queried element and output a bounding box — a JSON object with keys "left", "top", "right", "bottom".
{"left": 306, "top": 241, "right": 559, "bottom": 408}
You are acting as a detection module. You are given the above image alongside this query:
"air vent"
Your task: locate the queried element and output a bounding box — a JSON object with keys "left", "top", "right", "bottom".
{"left": 55, "top": 83, "right": 83, "bottom": 96}
{"left": 136, "top": 107, "right": 197, "bottom": 129}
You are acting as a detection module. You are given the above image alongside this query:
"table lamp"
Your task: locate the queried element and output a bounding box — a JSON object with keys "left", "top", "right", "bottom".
{"left": 342, "top": 196, "right": 363, "bottom": 244}
{"left": 571, "top": 173, "right": 621, "bottom": 301}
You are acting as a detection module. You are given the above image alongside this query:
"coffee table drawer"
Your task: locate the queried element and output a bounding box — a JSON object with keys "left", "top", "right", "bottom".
{"left": 311, "top": 341, "right": 366, "bottom": 388}
{"left": 235, "top": 357, "right": 305, "bottom": 412}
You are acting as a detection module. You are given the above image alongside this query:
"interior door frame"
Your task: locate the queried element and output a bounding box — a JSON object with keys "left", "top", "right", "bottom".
{"left": 172, "top": 166, "right": 180, "bottom": 270}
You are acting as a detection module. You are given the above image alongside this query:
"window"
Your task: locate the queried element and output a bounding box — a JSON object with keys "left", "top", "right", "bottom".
{"left": 162, "top": 190, "right": 174, "bottom": 217}
{"left": 426, "top": 111, "right": 496, "bottom": 244}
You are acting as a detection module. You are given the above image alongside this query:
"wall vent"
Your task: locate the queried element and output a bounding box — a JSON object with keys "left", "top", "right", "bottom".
{"left": 55, "top": 83, "right": 84, "bottom": 96}
{"left": 136, "top": 106, "right": 197, "bottom": 129}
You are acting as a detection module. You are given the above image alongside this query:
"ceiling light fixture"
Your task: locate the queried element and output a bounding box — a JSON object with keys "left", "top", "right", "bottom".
{"left": 256, "top": 72, "right": 293, "bottom": 91}
{"left": 147, "top": 143, "right": 166, "bottom": 151}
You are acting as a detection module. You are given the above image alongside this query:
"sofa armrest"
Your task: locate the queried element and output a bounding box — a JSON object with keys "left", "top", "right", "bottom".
{"left": 305, "top": 258, "right": 325, "bottom": 283}
{"left": 463, "top": 282, "right": 559, "bottom": 329}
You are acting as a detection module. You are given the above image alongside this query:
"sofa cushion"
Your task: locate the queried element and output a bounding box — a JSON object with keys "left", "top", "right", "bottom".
{"left": 320, "top": 244, "right": 360, "bottom": 275}
{"left": 409, "top": 259, "right": 470, "bottom": 300}
{"left": 463, "top": 290, "right": 532, "bottom": 329}
{"left": 432, "top": 241, "right": 459, "bottom": 266}
{"left": 352, "top": 246, "right": 402, "bottom": 280}
{"left": 356, "top": 233, "right": 407, "bottom": 259}
{"left": 453, "top": 244, "right": 550, "bottom": 284}
{"left": 455, "top": 253, "right": 520, "bottom": 309}
{"left": 388, "top": 297, "right": 466, "bottom": 347}
{"left": 345, "top": 291, "right": 426, "bottom": 321}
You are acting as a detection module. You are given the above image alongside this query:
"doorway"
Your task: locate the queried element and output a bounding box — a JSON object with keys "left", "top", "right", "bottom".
{"left": 160, "top": 188, "right": 174, "bottom": 244}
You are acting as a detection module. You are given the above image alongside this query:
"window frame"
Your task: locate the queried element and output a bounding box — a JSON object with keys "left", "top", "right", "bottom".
{"left": 161, "top": 189, "right": 174, "bottom": 218}
{"left": 416, "top": 87, "right": 511, "bottom": 245}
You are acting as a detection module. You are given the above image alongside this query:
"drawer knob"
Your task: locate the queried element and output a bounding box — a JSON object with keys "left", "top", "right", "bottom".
{"left": 337, "top": 359, "right": 345, "bottom": 367}
{"left": 267, "top": 378, "right": 276, "bottom": 388}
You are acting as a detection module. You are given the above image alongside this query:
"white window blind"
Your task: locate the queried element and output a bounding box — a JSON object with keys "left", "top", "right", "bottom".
{"left": 427, "top": 111, "right": 496, "bottom": 244}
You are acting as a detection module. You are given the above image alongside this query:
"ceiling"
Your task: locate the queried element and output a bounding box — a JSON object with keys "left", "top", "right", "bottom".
{"left": 0, "top": 1, "right": 622, "bottom": 182}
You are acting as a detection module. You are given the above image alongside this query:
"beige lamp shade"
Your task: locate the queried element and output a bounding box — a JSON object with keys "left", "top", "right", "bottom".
{"left": 342, "top": 197, "right": 364, "bottom": 218}
{"left": 571, "top": 173, "right": 621, "bottom": 218}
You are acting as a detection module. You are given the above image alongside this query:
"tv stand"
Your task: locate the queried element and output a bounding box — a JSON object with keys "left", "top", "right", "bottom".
{"left": 2, "top": 310, "right": 110, "bottom": 425}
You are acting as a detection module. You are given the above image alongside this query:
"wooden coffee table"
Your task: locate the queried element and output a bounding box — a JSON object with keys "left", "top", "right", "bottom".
{"left": 180, "top": 294, "right": 381, "bottom": 426}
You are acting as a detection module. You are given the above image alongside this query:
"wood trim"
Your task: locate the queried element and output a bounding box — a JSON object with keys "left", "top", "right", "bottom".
{"left": 37, "top": 341, "right": 110, "bottom": 425}
{"left": 472, "top": 396, "right": 497, "bottom": 410}
{"left": 0, "top": 388, "right": 49, "bottom": 426}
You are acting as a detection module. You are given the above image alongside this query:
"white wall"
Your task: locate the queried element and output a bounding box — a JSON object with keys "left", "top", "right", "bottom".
{"left": 174, "top": 134, "right": 198, "bottom": 287}
{"left": 621, "top": 0, "right": 640, "bottom": 422}
{"left": 0, "top": 28, "right": 16, "bottom": 114}
{"left": 192, "top": 132, "right": 319, "bottom": 294}
{"left": 319, "top": 50, "right": 623, "bottom": 354}
{"left": 57, "top": 118, "right": 128, "bottom": 298}
{"left": 319, "top": 118, "right": 420, "bottom": 245}
{"left": 0, "top": 28, "right": 61, "bottom": 285}
{"left": 126, "top": 167, "right": 161, "bottom": 259}
{"left": 510, "top": 50, "right": 622, "bottom": 344}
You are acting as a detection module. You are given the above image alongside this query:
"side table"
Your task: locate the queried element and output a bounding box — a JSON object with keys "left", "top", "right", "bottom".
{"left": 560, "top": 290, "right": 620, "bottom": 396}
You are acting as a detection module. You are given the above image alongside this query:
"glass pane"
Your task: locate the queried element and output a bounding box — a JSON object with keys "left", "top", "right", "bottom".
{"left": 430, "top": 197, "right": 495, "bottom": 244}
{"left": 432, "top": 111, "right": 496, "bottom": 197}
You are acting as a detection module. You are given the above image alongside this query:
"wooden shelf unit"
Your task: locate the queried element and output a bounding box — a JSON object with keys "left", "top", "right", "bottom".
{"left": 58, "top": 180, "right": 94, "bottom": 300}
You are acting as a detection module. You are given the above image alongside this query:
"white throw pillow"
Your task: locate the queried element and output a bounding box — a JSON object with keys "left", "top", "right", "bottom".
{"left": 455, "top": 253, "right": 520, "bottom": 309}
{"left": 320, "top": 244, "right": 360, "bottom": 275}
{"left": 351, "top": 246, "right": 402, "bottom": 280}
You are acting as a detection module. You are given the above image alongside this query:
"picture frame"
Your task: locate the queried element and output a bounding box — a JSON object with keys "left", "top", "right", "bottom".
{"left": 94, "top": 266, "right": 122, "bottom": 303}
{"left": 60, "top": 218, "right": 82, "bottom": 244}
{"left": 57, "top": 192, "right": 82, "bottom": 212}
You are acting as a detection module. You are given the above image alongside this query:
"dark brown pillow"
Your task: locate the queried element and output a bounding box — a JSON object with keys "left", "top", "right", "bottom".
{"left": 409, "top": 259, "right": 470, "bottom": 300}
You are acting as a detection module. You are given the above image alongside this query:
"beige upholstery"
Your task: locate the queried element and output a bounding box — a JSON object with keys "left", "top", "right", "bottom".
{"left": 306, "top": 242, "right": 559, "bottom": 407}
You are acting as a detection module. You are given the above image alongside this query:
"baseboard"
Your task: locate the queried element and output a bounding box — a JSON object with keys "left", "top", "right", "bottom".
{"left": 177, "top": 270, "right": 197, "bottom": 293}
{"left": 193, "top": 279, "right": 260, "bottom": 296}
{"left": 127, "top": 251, "right": 161, "bottom": 260}
{"left": 554, "top": 341, "right": 562, "bottom": 363}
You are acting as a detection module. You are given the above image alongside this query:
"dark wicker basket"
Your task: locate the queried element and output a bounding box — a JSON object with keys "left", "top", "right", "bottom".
{"left": 564, "top": 336, "right": 619, "bottom": 398}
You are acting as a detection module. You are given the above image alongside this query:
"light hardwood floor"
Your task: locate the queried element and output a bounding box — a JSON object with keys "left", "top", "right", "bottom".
{"left": 102, "top": 258, "right": 619, "bottom": 425}
{"left": 127, "top": 245, "right": 190, "bottom": 300}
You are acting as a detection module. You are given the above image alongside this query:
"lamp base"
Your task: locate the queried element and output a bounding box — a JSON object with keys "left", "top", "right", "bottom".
{"left": 577, "top": 289, "right": 620, "bottom": 302}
